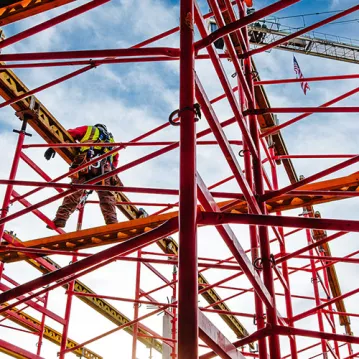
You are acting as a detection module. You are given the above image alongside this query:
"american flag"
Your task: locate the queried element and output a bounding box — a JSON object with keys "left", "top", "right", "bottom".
{"left": 293, "top": 55, "right": 310, "bottom": 95}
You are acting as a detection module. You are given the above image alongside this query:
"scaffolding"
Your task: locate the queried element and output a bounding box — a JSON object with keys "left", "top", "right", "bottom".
{"left": 0, "top": 0, "right": 359, "bottom": 358}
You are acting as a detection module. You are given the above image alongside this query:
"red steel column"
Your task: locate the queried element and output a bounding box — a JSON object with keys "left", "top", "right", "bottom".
{"left": 177, "top": 0, "right": 198, "bottom": 355}
{"left": 59, "top": 255, "right": 77, "bottom": 359}
{"left": 320, "top": 250, "right": 340, "bottom": 358}
{"left": 36, "top": 292, "right": 49, "bottom": 356}
{"left": 171, "top": 265, "right": 178, "bottom": 359}
{"left": 0, "top": 119, "right": 30, "bottom": 282}
{"left": 238, "top": 4, "right": 267, "bottom": 357}
{"left": 243, "top": 18, "right": 281, "bottom": 359}
{"left": 59, "top": 207, "right": 83, "bottom": 358}
{"left": 132, "top": 249, "right": 142, "bottom": 359}
{"left": 270, "top": 147, "right": 298, "bottom": 358}
{"left": 305, "top": 226, "right": 327, "bottom": 357}
{"left": 0, "top": 120, "right": 30, "bottom": 240}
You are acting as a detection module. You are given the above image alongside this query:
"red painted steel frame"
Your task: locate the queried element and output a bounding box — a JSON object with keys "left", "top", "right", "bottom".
{"left": 2, "top": 0, "right": 359, "bottom": 358}
{"left": 177, "top": 0, "right": 198, "bottom": 355}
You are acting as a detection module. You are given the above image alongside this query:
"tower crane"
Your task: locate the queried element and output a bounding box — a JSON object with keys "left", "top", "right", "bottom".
{"left": 209, "top": 9, "right": 359, "bottom": 65}
{"left": 247, "top": 19, "right": 359, "bottom": 65}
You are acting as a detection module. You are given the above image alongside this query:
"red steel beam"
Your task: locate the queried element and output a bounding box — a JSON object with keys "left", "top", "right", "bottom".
{"left": 194, "top": 0, "right": 300, "bottom": 50}
{"left": 344, "top": 351, "right": 359, "bottom": 359}
{"left": 256, "top": 73, "right": 359, "bottom": 86}
{"left": 274, "top": 325, "right": 359, "bottom": 345}
{"left": 194, "top": 2, "right": 259, "bottom": 159}
{"left": 324, "top": 310, "right": 359, "bottom": 319}
{"left": 200, "top": 327, "right": 273, "bottom": 359}
{"left": 60, "top": 305, "right": 169, "bottom": 356}
{"left": 261, "top": 86, "right": 359, "bottom": 139}
{"left": 0, "top": 47, "right": 180, "bottom": 62}
{"left": 0, "top": 66, "right": 93, "bottom": 111}
{"left": 0, "top": 179, "right": 180, "bottom": 195}
{"left": 0, "top": 339, "right": 44, "bottom": 359}
{"left": 247, "top": 107, "right": 359, "bottom": 114}
{"left": 0, "top": 0, "right": 110, "bottom": 50}
{"left": 195, "top": 74, "right": 259, "bottom": 213}
{"left": 10, "top": 152, "right": 64, "bottom": 206}
{"left": 282, "top": 343, "right": 321, "bottom": 359}
{"left": 317, "top": 249, "right": 359, "bottom": 271}
{"left": 200, "top": 212, "right": 359, "bottom": 232}
{"left": 276, "top": 231, "right": 348, "bottom": 266}
{"left": 198, "top": 311, "right": 245, "bottom": 359}
{"left": 0, "top": 114, "right": 239, "bottom": 226}
{"left": 0, "top": 54, "right": 230, "bottom": 68}
{"left": 291, "top": 287, "right": 359, "bottom": 323}
{"left": 208, "top": 0, "right": 253, "bottom": 105}
{"left": 197, "top": 174, "right": 273, "bottom": 309}
{"left": 22, "top": 140, "right": 242, "bottom": 148}
{"left": 0, "top": 282, "right": 65, "bottom": 325}
{"left": 296, "top": 254, "right": 359, "bottom": 264}
{"left": 1, "top": 275, "right": 45, "bottom": 304}
{"left": 275, "top": 154, "right": 357, "bottom": 159}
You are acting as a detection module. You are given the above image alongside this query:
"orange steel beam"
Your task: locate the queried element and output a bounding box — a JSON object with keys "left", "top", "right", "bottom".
{"left": 2, "top": 172, "right": 359, "bottom": 262}
{"left": 0, "top": 211, "right": 178, "bottom": 262}
{"left": 222, "top": 171, "right": 359, "bottom": 214}
{"left": 0, "top": 0, "right": 76, "bottom": 26}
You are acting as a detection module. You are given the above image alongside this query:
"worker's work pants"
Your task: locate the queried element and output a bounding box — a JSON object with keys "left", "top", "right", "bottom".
{"left": 55, "top": 162, "right": 118, "bottom": 225}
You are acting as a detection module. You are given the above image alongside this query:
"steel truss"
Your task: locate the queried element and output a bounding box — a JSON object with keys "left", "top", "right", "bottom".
{"left": 0, "top": 0, "right": 359, "bottom": 358}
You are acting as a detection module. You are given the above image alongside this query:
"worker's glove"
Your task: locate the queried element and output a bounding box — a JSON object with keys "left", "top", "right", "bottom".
{"left": 111, "top": 174, "right": 123, "bottom": 186}
{"left": 44, "top": 148, "right": 56, "bottom": 161}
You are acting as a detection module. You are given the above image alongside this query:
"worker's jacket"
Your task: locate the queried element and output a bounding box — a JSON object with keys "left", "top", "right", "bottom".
{"left": 68, "top": 125, "right": 118, "bottom": 167}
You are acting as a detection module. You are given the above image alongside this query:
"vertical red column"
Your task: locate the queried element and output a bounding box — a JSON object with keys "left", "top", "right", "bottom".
{"left": 238, "top": 5, "right": 268, "bottom": 358}
{"left": 59, "top": 206, "right": 82, "bottom": 358}
{"left": 37, "top": 292, "right": 49, "bottom": 356}
{"left": 270, "top": 147, "right": 298, "bottom": 359}
{"left": 171, "top": 265, "right": 178, "bottom": 359}
{"left": 0, "top": 119, "right": 30, "bottom": 283}
{"left": 0, "top": 120, "right": 29, "bottom": 240}
{"left": 59, "top": 255, "right": 77, "bottom": 359}
{"left": 321, "top": 259, "right": 340, "bottom": 358}
{"left": 305, "top": 227, "right": 327, "bottom": 356}
{"left": 177, "top": 0, "right": 197, "bottom": 355}
{"left": 132, "top": 249, "right": 142, "bottom": 359}
{"left": 241, "top": 10, "right": 281, "bottom": 358}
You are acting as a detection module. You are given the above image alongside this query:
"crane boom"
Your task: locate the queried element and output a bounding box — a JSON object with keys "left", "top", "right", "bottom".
{"left": 247, "top": 21, "right": 359, "bottom": 64}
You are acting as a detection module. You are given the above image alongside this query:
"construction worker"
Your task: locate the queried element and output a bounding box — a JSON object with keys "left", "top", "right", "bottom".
{"left": 44, "top": 124, "right": 119, "bottom": 228}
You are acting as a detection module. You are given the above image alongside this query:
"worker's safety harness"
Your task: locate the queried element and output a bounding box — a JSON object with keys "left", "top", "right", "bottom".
{"left": 69, "top": 126, "right": 117, "bottom": 184}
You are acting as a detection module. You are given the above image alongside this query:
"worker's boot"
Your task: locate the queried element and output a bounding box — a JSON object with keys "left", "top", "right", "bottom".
{"left": 46, "top": 218, "right": 66, "bottom": 229}
{"left": 105, "top": 220, "right": 118, "bottom": 225}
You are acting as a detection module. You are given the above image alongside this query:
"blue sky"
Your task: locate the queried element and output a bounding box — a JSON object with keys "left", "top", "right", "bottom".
{"left": 0, "top": 0, "right": 359, "bottom": 358}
